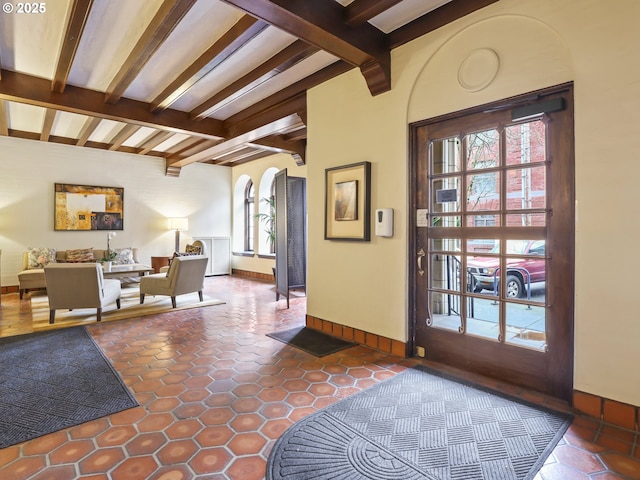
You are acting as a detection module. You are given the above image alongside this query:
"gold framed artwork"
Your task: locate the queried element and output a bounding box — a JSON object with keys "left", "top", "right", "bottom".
{"left": 325, "top": 162, "right": 371, "bottom": 241}
{"left": 54, "top": 183, "right": 124, "bottom": 231}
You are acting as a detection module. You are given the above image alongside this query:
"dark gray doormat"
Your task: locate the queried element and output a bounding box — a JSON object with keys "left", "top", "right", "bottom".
{"left": 267, "top": 365, "right": 572, "bottom": 480}
{"left": 0, "top": 326, "right": 139, "bottom": 448}
{"left": 267, "top": 326, "right": 357, "bottom": 357}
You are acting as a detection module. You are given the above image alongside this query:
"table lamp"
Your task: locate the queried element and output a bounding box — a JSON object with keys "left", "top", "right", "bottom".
{"left": 168, "top": 217, "right": 188, "bottom": 252}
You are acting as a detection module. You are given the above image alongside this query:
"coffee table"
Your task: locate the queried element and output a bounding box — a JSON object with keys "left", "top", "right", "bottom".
{"left": 103, "top": 264, "right": 154, "bottom": 279}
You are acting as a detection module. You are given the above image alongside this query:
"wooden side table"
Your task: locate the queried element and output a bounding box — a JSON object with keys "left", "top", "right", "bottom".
{"left": 151, "top": 256, "right": 172, "bottom": 274}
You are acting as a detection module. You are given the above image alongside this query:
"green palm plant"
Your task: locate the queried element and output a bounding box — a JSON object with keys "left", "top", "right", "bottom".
{"left": 255, "top": 196, "right": 276, "bottom": 251}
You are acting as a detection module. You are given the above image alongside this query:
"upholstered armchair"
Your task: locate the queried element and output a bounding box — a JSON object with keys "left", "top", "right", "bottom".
{"left": 43, "top": 263, "right": 122, "bottom": 324}
{"left": 140, "top": 255, "right": 208, "bottom": 308}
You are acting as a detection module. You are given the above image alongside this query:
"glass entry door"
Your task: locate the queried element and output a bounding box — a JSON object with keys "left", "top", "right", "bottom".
{"left": 410, "top": 85, "right": 575, "bottom": 400}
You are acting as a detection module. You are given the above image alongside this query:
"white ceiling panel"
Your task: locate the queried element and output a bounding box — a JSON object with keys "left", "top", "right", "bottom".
{"left": 0, "top": 0, "right": 71, "bottom": 79}
{"left": 121, "top": 127, "right": 159, "bottom": 148}
{"left": 51, "top": 111, "right": 91, "bottom": 139}
{"left": 88, "top": 119, "right": 127, "bottom": 143}
{"left": 211, "top": 50, "right": 339, "bottom": 120}
{"left": 370, "top": 0, "right": 451, "bottom": 33}
{"left": 154, "top": 133, "right": 191, "bottom": 152}
{"left": 169, "top": 27, "right": 297, "bottom": 113}
{"left": 67, "top": 0, "right": 164, "bottom": 91}
{"left": 6, "top": 102, "right": 46, "bottom": 133}
{"left": 124, "top": 0, "right": 245, "bottom": 103}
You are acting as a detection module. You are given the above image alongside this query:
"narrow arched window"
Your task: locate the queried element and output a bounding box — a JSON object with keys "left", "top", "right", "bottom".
{"left": 245, "top": 180, "right": 255, "bottom": 252}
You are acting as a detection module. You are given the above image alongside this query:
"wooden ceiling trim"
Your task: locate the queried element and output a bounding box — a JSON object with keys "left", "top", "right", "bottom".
{"left": 248, "top": 136, "right": 305, "bottom": 164}
{"left": 173, "top": 113, "right": 302, "bottom": 167}
{"left": 76, "top": 117, "right": 102, "bottom": 146}
{"left": 224, "top": 150, "right": 274, "bottom": 166}
{"left": 108, "top": 124, "right": 141, "bottom": 151}
{"left": 344, "top": 0, "right": 403, "bottom": 27}
{"left": 40, "top": 109, "right": 57, "bottom": 141}
{"left": 220, "top": 0, "right": 391, "bottom": 95}
{"left": 164, "top": 136, "right": 209, "bottom": 155}
{"left": 138, "top": 131, "right": 175, "bottom": 155}
{"left": 225, "top": 60, "right": 351, "bottom": 129}
{"left": 388, "top": 0, "right": 499, "bottom": 49}
{"left": 0, "top": 100, "right": 8, "bottom": 136}
{"left": 104, "top": 0, "right": 198, "bottom": 104}
{"left": 190, "top": 40, "right": 319, "bottom": 120}
{"left": 150, "top": 15, "right": 268, "bottom": 112}
{"left": 166, "top": 138, "right": 220, "bottom": 165}
{"left": 0, "top": 70, "right": 225, "bottom": 139}
{"left": 52, "top": 0, "right": 94, "bottom": 93}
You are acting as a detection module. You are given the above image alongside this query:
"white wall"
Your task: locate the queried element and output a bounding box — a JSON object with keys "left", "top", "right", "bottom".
{"left": 0, "top": 136, "right": 231, "bottom": 285}
{"left": 306, "top": 0, "right": 640, "bottom": 406}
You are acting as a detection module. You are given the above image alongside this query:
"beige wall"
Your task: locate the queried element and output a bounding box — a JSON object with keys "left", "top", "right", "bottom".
{"left": 307, "top": 0, "right": 640, "bottom": 406}
{"left": 231, "top": 153, "right": 306, "bottom": 275}
{"left": 0, "top": 136, "right": 231, "bottom": 285}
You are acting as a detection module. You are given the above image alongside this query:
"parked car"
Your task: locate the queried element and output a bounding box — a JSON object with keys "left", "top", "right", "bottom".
{"left": 467, "top": 240, "right": 545, "bottom": 298}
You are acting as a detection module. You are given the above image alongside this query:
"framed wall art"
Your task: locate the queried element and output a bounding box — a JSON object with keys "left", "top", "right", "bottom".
{"left": 54, "top": 183, "right": 124, "bottom": 231}
{"left": 325, "top": 161, "right": 371, "bottom": 241}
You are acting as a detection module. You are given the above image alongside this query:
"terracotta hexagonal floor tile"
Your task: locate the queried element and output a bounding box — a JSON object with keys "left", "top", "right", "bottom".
{"left": 190, "top": 447, "right": 232, "bottom": 475}
{"left": 68, "top": 418, "right": 110, "bottom": 440}
{"left": 157, "top": 439, "right": 198, "bottom": 465}
{"left": 109, "top": 407, "right": 147, "bottom": 426}
{"left": 137, "top": 413, "right": 175, "bottom": 433}
{"left": 125, "top": 432, "right": 168, "bottom": 456}
{"left": 259, "top": 403, "right": 291, "bottom": 419}
{"left": 195, "top": 425, "right": 235, "bottom": 448}
{"left": 232, "top": 383, "right": 262, "bottom": 397}
{"left": 174, "top": 402, "right": 207, "bottom": 419}
{"left": 78, "top": 447, "right": 126, "bottom": 475}
{"left": 227, "top": 432, "right": 267, "bottom": 455}
{"left": 226, "top": 456, "right": 267, "bottom": 480}
{"left": 231, "top": 397, "right": 263, "bottom": 414}
{"left": 49, "top": 439, "right": 95, "bottom": 465}
{"left": 261, "top": 418, "right": 293, "bottom": 439}
{"left": 230, "top": 413, "right": 265, "bottom": 432}
{"left": 110, "top": 456, "right": 159, "bottom": 480}
{"left": 22, "top": 430, "right": 69, "bottom": 456}
{"left": 149, "top": 464, "right": 193, "bottom": 480}
{"left": 165, "top": 419, "right": 203, "bottom": 439}
{"left": 1, "top": 456, "right": 47, "bottom": 479}
{"left": 31, "top": 465, "right": 77, "bottom": 479}
{"left": 200, "top": 407, "right": 235, "bottom": 426}
{"left": 285, "top": 391, "right": 315, "bottom": 407}
{"left": 96, "top": 425, "right": 138, "bottom": 447}
{"left": 147, "top": 397, "right": 181, "bottom": 413}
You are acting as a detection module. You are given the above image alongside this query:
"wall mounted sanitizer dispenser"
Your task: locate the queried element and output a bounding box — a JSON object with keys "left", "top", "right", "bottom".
{"left": 375, "top": 208, "right": 394, "bottom": 237}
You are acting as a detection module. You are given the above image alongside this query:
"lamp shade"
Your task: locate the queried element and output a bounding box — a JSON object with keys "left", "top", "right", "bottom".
{"left": 168, "top": 217, "right": 188, "bottom": 231}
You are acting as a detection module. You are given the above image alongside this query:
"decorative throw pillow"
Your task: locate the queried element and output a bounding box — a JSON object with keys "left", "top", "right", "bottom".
{"left": 185, "top": 244, "right": 202, "bottom": 255}
{"left": 66, "top": 248, "right": 95, "bottom": 263}
{"left": 112, "top": 247, "right": 135, "bottom": 265}
{"left": 28, "top": 247, "right": 56, "bottom": 269}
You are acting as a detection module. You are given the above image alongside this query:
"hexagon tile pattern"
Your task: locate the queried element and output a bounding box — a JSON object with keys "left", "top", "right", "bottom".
{"left": 0, "top": 276, "right": 639, "bottom": 479}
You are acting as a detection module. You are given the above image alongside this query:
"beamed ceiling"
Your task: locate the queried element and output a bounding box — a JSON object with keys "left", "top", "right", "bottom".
{"left": 0, "top": 0, "right": 497, "bottom": 175}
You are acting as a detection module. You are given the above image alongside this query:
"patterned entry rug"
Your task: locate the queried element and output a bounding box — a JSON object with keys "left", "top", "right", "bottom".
{"left": 267, "top": 327, "right": 357, "bottom": 357}
{"left": 0, "top": 327, "right": 138, "bottom": 448}
{"left": 267, "top": 366, "right": 572, "bottom": 480}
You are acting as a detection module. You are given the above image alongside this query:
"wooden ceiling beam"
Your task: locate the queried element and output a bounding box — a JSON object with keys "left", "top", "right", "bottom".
{"left": 104, "top": 0, "right": 197, "bottom": 104}
{"left": 108, "top": 124, "right": 141, "bottom": 151}
{"left": 248, "top": 136, "right": 305, "bottom": 164}
{"left": 344, "top": 0, "right": 403, "bottom": 27}
{"left": 76, "top": 117, "right": 101, "bottom": 146}
{"left": 0, "top": 69, "right": 225, "bottom": 139}
{"left": 0, "top": 100, "right": 8, "bottom": 136}
{"left": 151, "top": 15, "right": 268, "bottom": 112}
{"left": 220, "top": 0, "right": 391, "bottom": 95}
{"left": 40, "top": 109, "right": 57, "bottom": 141}
{"left": 190, "top": 39, "right": 318, "bottom": 120}
{"left": 388, "top": 0, "right": 499, "bottom": 49}
{"left": 138, "top": 131, "right": 174, "bottom": 155}
{"left": 52, "top": 0, "right": 94, "bottom": 93}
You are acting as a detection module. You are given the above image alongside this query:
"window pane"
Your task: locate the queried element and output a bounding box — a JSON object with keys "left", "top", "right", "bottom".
{"left": 431, "top": 137, "right": 461, "bottom": 173}
{"left": 431, "top": 215, "right": 461, "bottom": 228}
{"left": 466, "top": 255, "right": 499, "bottom": 295}
{"left": 431, "top": 177, "right": 461, "bottom": 213}
{"left": 429, "top": 292, "right": 462, "bottom": 332}
{"left": 431, "top": 238, "right": 461, "bottom": 252}
{"left": 466, "top": 129, "right": 499, "bottom": 170}
{"left": 465, "top": 214, "right": 500, "bottom": 228}
{"left": 466, "top": 297, "right": 499, "bottom": 340}
{"left": 505, "top": 121, "right": 546, "bottom": 166}
{"left": 429, "top": 254, "right": 461, "bottom": 292}
{"left": 505, "top": 165, "right": 546, "bottom": 211}
{"left": 466, "top": 171, "right": 500, "bottom": 211}
{"left": 466, "top": 238, "right": 497, "bottom": 254}
{"left": 506, "top": 213, "right": 546, "bottom": 226}
{"left": 505, "top": 303, "right": 546, "bottom": 351}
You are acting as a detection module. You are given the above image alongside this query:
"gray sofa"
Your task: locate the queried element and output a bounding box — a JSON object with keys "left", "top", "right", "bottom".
{"left": 18, "top": 248, "right": 148, "bottom": 299}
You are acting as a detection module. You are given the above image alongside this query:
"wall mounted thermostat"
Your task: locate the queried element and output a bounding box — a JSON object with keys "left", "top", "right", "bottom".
{"left": 375, "top": 208, "right": 394, "bottom": 237}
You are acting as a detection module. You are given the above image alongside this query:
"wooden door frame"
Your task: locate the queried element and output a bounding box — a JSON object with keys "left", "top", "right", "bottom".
{"left": 408, "top": 83, "right": 575, "bottom": 400}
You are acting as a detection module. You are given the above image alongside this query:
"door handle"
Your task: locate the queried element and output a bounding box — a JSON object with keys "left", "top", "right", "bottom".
{"left": 417, "top": 248, "right": 425, "bottom": 276}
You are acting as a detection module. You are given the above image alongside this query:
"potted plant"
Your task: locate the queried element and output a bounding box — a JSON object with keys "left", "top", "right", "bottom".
{"left": 254, "top": 196, "right": 275, "bottom": 253}
{"left": 100, "top": 231, "right": 118, "bottom": 270}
